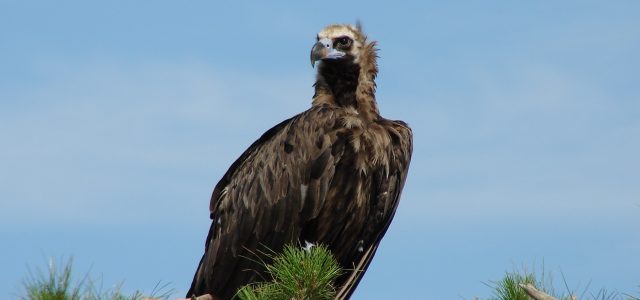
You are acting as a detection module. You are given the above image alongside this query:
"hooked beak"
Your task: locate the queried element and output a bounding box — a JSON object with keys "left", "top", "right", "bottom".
{"left": 310, "top": 38, "right": 345, "bottom": 67}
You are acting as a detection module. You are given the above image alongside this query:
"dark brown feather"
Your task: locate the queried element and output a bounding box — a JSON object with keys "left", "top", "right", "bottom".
{"left": 188, "top": 24, "right": 412, "bottom": 300}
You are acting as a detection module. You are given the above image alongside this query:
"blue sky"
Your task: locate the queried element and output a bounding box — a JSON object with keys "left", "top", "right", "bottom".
{"left": 1, "top": 1, "right": 639, "bottom": 299}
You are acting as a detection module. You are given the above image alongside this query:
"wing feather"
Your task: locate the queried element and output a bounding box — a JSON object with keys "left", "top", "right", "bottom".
{"left": 335, "top": 119, "right": 413, "bottom": 300}
{"left": 188, "top": 106, "right": 341, "bottom": 298}
{"left": 188, "top": 109, "right": 412, "bottom": 300}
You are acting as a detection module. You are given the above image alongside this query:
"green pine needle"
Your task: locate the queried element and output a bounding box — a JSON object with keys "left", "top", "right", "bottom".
{"left": 487, "top": 271, "right": 538, "bottom": 300}
{"left": 20, "top": 257, "right": 172, "bottom": 300}
{"left": 236, "top": 244, "right": 342, "bottom": 300}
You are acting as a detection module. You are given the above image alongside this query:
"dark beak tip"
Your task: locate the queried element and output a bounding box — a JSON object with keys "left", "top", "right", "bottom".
{"left": 310, "top": 41, "right": 325, "bottom": 68}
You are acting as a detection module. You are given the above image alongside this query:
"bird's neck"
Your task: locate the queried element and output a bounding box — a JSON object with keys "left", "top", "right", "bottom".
{"left": 313, "top": 60, "right": 380, "bottom": 122}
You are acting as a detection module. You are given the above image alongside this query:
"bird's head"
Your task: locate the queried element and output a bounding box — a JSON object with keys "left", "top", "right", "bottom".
{"left": 310, "top": 24, "right": 367, "bottom": 68}
{"left": 310, "top": 23, "right": 379, "bottom": 117}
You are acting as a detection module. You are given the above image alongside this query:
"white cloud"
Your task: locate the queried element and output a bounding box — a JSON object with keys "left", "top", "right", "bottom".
{"left": 1, "top": 55, "right": 638, "bottom": 230}
{"left": 396, "top": 61, "right": 640, "bottom": 225}
{"left": 0, "top": 59, "right": 314, "bottom": 225}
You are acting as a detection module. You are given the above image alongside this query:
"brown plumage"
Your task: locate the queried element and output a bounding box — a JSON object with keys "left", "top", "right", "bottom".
{"left": 187, "top": 23, "right": 412, "bottom": 300}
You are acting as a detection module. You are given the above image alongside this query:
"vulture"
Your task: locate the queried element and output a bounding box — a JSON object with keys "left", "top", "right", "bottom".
{"left": 188, "top": 23, "right": 412, "bottom": 299}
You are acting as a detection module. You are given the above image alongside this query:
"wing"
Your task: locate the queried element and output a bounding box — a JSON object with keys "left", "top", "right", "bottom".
{"left": 188, "top": 106, "right": 345, "bottom": 299}
{"left": 335, "top": 119, "right": 413, "bottom": 300}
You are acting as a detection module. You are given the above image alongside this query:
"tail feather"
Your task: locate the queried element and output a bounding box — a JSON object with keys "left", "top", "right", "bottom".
{"left": 186, "top": 254, "right": 206, "bottom": 298}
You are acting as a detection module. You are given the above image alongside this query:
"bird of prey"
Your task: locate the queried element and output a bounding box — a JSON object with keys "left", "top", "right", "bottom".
{"left": 187, "top": 23, "right": 412, "bottom": 300}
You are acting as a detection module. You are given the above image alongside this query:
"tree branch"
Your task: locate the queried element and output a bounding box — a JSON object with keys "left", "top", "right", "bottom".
{"left": 519, "top": 283, "right": 558, "bottom": 300}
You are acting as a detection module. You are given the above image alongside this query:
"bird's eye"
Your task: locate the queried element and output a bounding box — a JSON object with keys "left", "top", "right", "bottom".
{"left": 336, "top": 37, "right": 352, "bottom": 48}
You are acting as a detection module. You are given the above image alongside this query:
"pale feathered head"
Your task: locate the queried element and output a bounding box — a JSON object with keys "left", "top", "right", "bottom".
{"left": 309, "top": 23, "right": 380, "bottom": 118}
{"left": 310, "top": 23, "right": 374, "bottom": 68}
